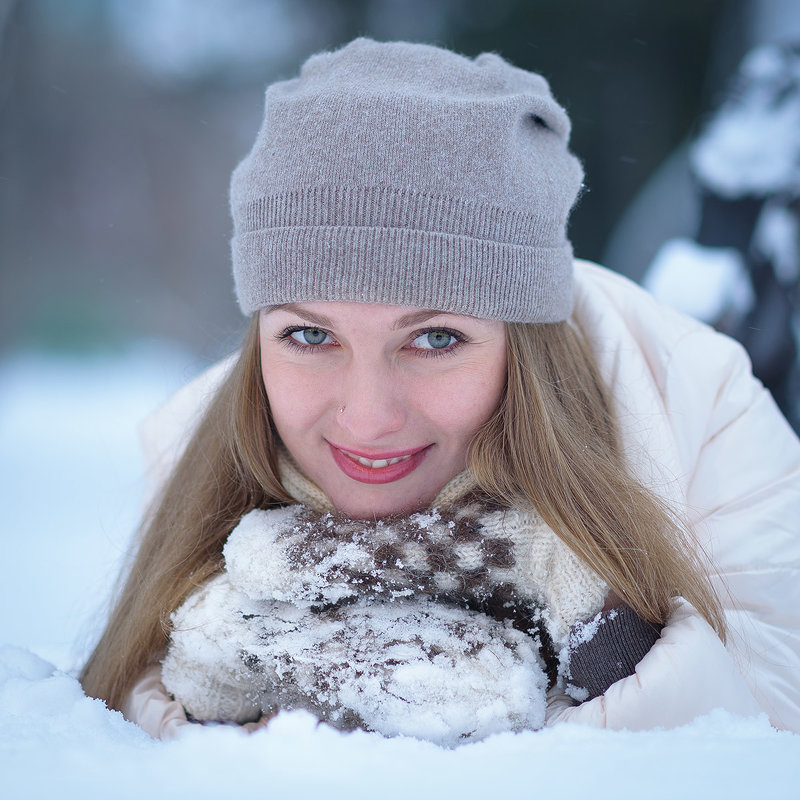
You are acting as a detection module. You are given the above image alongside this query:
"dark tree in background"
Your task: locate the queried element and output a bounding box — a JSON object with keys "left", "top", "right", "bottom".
{"left": 0, "top": 0, "right": 755, "bottom": 360}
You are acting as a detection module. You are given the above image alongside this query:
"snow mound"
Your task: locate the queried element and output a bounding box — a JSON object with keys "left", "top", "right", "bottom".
{"left": 2, "top": 646, "right": 800, "bottom": 800}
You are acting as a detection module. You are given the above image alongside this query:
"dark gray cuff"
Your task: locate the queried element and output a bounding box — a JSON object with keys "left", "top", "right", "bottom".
{"left": 564, "top": 606, "right": 663, "bottom": 702}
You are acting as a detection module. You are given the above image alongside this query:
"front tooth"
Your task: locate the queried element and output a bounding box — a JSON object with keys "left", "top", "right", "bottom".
{"left": 353, "top": 453, "right": 412, "bottom": 468}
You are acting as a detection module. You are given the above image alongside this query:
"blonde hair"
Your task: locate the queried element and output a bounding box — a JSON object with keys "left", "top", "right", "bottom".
{"left": 81, "top": 315, "right": 724, "bottom": 712}
{"left": 81, "top": 317, "right": 289, "bottom": 710}
{"left": 470, "top": 322, "right": 725, "bottom": 636}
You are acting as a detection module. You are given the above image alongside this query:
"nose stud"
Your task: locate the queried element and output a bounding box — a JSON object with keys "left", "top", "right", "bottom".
{"left": 338, "top": 405, "right": 346, "bottom": 414}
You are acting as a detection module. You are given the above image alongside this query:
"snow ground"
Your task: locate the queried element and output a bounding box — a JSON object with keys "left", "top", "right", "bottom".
{"left": 1, "top": 343, "right": 799, "bottom": 799}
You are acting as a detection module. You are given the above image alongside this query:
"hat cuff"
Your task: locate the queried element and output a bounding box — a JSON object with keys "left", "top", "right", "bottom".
{"left": 233, "top": 225, "right": 574, "bottom": 322}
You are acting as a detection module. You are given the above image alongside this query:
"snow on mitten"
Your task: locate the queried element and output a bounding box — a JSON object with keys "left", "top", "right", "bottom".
{"left": 162, "top": 575, "right": 264, "bottom": 724}
{"left": 163, "top": 573, "right": 548, "bottom": 745}
{"left": 242, "top": 598, "right": 549, "bottom": 746}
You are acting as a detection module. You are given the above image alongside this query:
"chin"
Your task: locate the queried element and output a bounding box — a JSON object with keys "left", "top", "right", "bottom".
{"left": 331, "top": 487, "right": 435, "bottom": 520}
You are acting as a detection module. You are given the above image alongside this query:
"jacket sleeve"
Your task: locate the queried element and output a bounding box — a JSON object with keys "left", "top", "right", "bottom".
{"left": 575, "top": 262, "right": 800, "bottom": 730}
{"left": 122, "top": 665, "right": 193, "bottom": 740}
{"left": 665, "top": 326, "right": 800, "bottom": 731}
{"left": 546, "top": 598, "right": 762, "bottom": 730}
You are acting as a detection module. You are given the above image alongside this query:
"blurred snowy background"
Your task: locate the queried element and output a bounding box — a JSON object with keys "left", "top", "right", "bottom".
{"left": 2, "top": 1, "right": 800, "bottom": 796}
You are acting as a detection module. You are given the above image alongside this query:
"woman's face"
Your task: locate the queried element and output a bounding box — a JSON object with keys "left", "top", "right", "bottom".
{"left": 259, "top": 302, "right": 507, "bottom": 519}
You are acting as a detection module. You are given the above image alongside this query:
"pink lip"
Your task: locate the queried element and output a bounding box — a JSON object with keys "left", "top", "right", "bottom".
{"left": 327, "top": 442, "right": 431, "bottom": 485}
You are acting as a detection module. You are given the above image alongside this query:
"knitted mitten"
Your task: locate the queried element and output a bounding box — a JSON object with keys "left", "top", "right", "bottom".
{"left": 162, "top": 502, "right": 562, "bottom": 744}
{"left": 162, "top": 501, "right": 627, "bottom": 742}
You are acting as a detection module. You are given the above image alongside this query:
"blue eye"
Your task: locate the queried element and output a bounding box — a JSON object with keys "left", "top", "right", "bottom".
{"left": 290, "top": 328, "right": 329, "bottom": 346}
{"left": 413, "top": 330, "right": 455, "bottom": 350}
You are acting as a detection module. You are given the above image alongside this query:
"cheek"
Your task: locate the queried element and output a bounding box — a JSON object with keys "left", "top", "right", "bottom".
{"left": 423, "top": 360, "right": 506, "bottom": 442}
{"left": 260, "top": 355, "right": 329, "bottom": 435}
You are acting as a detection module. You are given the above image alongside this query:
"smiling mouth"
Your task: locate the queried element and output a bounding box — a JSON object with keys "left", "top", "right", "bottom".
{"left": 327, "top": 443, "right": 431, "bottom": 484}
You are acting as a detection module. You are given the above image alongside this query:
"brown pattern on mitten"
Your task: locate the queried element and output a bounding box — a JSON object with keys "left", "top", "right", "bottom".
{"left": 223, "top": 501, "right": 558, "bottom": 677}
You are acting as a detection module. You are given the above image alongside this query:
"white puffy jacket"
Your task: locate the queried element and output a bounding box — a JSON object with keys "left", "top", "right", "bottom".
{"left": 124, "top": 260, "right": 800, "bottom": 736}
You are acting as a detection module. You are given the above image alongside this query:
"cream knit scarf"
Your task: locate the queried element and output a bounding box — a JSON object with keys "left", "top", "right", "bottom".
{"left": 161, "top": 450, "right": 607, "bottom": 745}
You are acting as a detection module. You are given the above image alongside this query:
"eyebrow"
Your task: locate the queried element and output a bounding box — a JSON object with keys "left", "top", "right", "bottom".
{"left": 270, "top": 304, "right": 453, "bottom": 331}
{"left": 392, "top": 309, "right": 448, "bottom": 329}
{"left": 270, "top": 303, "right": 335, "bottom": 328}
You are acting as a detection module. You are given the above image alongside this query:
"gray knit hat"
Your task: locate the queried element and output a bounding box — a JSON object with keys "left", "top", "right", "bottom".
{"left": 230, "top": 38, "right": 584, "bottom": 322}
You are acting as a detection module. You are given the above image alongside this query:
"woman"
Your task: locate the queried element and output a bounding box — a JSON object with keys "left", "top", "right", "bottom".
{"left": 81, "top": 38, "right": 800, "bottom": 740}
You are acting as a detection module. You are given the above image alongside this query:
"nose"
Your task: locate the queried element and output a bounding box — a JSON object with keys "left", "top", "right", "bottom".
{"left": 335, "top": 359, "right": 407, "bottom": 443}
